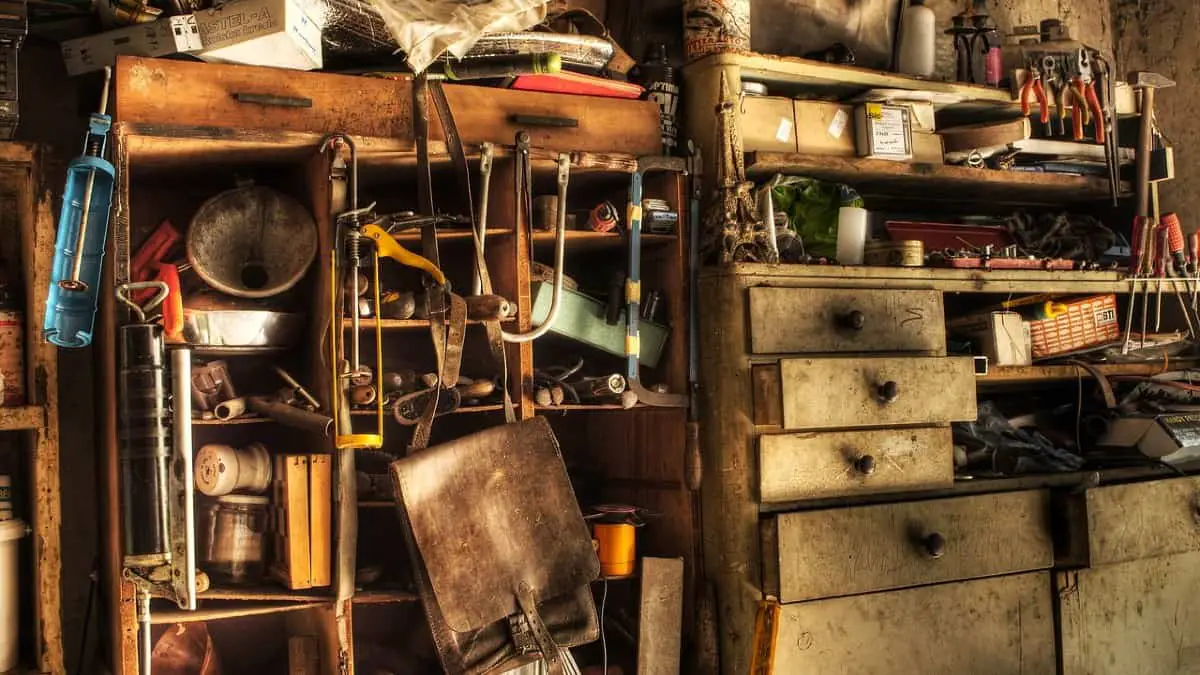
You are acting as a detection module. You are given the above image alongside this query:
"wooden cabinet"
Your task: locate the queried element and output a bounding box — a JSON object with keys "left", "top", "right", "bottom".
{"left": 103, "top": 56, "right": 688, "bottom": 675}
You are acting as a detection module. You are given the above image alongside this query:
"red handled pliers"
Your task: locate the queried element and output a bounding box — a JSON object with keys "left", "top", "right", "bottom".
{"left": 1019, "top": 66, "right": 1050, "bottom": 132}
{"left": 1071, "top": 49, "right": 1105, "bottom": 143}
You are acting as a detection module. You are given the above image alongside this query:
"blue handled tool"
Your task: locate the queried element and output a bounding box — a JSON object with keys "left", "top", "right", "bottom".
{"left": 44, "top": 66, "right": 114, "bottom": 348}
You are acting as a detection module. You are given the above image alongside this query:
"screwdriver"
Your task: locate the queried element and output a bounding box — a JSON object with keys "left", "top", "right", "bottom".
{"left": 43, "top": 66, "right": 114, "bottom": 348}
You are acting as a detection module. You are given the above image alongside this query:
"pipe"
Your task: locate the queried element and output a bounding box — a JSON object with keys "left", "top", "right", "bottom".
{"left": 503, "top": 153, "right": 569, "bottom": 343}
{"left": 247, "top": 396, "right": 334, "bottom": 436}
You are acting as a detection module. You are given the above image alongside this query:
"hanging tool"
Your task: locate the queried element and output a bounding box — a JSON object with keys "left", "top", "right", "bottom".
{"left": 1069, "top": 48, "right": 1105, "bottom": 143}
{"left": 44, "top": 66, "right": 115, "bottom": 348}
{"left": 626, "top": 157, "right": 688, "bottom": 408}
{"left": 504, "top": 132, "right": 570, "bottom": 343}
{"left": 167, "top": 347, "right": 197, "bottom": 610}
{"left": 1019, "top": 64, "right": 1050, "bottom": 134}
{"left": 116, "top": 281, "right": 172, "bottom": 570}
{"left": 1041, "top": 55, "right": 1066, "bottom": 136}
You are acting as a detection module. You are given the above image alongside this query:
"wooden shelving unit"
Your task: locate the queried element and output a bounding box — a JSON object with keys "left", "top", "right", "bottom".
{"left": 0, "top": 405, "right": 44, "bottom": 431}
{"left": 743, "top": 152, "right": 1126, "bottom": 205}
{"left": 712, "top": 263, "right": 1129, "bottom": 294}
{"left": 980, "top": 361, "right": 1192, "bottom": 384}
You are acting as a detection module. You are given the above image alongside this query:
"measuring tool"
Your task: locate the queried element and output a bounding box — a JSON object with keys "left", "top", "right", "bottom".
{"left": 44, "top": 66, "right": 115, "bottom": 348}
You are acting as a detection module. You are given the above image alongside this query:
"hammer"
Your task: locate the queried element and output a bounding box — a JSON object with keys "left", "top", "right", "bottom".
{"left": 1130, "top": 72, "right": 1175, "bottom": 221}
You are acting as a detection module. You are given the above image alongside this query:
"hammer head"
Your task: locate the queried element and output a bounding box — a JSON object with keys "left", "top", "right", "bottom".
{"left": 1128, "top": 72, "right": 1176, "bottom": 89}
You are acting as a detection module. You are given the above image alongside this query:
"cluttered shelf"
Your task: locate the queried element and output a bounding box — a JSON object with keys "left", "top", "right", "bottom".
{"left": 707, "top": 263, "right": 1129, "bottom": 293}
{"left": 198, "top": 586, "right": 333, "bottom": 603}
{"left": 343, "top": 318, "right": 513, "bottom": 330}
{"left": 743, "top": 152, "right": 1123, "bottom": 205}
{"left": 149, "top": 601, "right": 326, "bottom": 625}
{"left": 350, "top": 404, "right": 505, "bottom": 417}
{"left": 980, "top": 360, "right": 1195, "bottom": 384}
{"left": 687, "top": 51, "right": 1016, "bottom": 116}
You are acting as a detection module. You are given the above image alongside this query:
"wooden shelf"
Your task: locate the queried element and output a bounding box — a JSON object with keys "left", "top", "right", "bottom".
{"left": 685, "top": 51, "right": 1015, "bottom": 115}
{"left": 351, "top": 404, "right": 506, "bottom": 417}
{"left": 192, "top": 416, "right": 273, "bottom": 426}
{"left": 0, "top": 405, "right": 43, "bottom": 430}
{"left": 352, "top": 589, "right": 419, "bottom": 605}
{"left": 531, "top": 230, "right": 677, "bottom": 252}
{"left": 198, "top": 586, "right": 333, "bottom": 603}
{"left": 743, "top": 152, "right": 1123, "bottom": 205}
{"left": 358, "top": 500, "right": 394, "bottom": 508}
{"left": 703, "top": 264, "right": 1131, "bottom": 294}
{"left": 386, "top": 228, "right": 509, "bottom": 243}
{"left": 536, "top": 403, "right": 638, "bottom": 412}
{"left": 980, "top": 361, "right": 1192, "bottom": 385}
{"left": 150, "top": 601, "right": 325, "bottom": 625}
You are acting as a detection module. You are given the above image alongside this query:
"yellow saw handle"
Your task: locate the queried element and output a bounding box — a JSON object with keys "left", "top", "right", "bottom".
{"left": 361, "top": 223, "right": 447, "bottom": 286}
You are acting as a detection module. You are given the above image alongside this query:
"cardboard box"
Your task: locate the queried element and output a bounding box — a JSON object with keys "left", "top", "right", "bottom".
{"left": 855, "top": 103, "right": 912, "bottom": 161}
{"left": 912, "top": 131, "right": 944, "bottom": 165}
{"left": 896, "top": 101, "right": 936, "bottom": 133}
{"left": 977, "top": 312, "right": 1032, "bottom": 366}
{"left": 740, "top": 96, "right": 797, "bottom": 153}
{"left": 794, "top": 100, "right": 855, "bottom": 156}
{"left": 61, "top": 16, "right": 202, "bottom": 76}
{"left": 193, "top": 0, "right": 321, "bottom": 70}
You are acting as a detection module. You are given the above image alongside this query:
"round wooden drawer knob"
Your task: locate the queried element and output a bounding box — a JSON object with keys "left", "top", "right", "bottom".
{"left": 922, "top": 532, "right": 946, "bottom": 559}
{"left": 877, "top": 381, "right": 900, "bottom": 403}
{"left": 853, "top": 455, "right": 877, "bottom": 476}
{"left": 838, "top": 310, "right": 866, "bottom": 331}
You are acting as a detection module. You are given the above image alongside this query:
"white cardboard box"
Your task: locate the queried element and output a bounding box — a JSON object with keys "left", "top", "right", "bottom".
{"left": 978, "top": 311, "right": 1032, "bottom": 366}
{"left": 193, "top": 0, "right": 322, "bottom": 71}
{"left": 61, "top": 16, "right": 203, "bottom": 76}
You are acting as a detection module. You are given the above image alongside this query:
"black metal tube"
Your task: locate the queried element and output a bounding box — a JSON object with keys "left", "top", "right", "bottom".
{"left": 247, "top": 396, "right": 334, "bottom": 436}
{"left": 118, "top": 322, "right": 171, "bottom": 568}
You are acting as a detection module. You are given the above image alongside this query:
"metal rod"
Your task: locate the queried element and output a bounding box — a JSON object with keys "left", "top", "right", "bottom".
{"left": 473, "top": 143, "right": 494, "bottom": 296}
{"left": 168, "top": 348, "right": 197, "bottom": 611}
{"left": 65, "top": 66, "right": 112, "bottom": 288}
{"left": 138, "top": 589, "right": 152, "bottom": 674}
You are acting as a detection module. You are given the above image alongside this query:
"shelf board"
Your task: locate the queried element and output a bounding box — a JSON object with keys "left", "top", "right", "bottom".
{"left": 358, "top": 500, "right": 394, "bottom": 508}
{"left": 199, "top": 586, "right": 333, "bottom": 603}
{"left": 150, "top": 601, "right": 324, "bottom": 625}
{"left": 536, "top": 403, "right": 638, "bottom": 412}
{"left": 980, "top": 361, "right": 1191, "bottom": 385}
{"left": 685, "top": 51, "right": 1016, "bottom": 117}
{"left": 353, "top": 589, "right": 419, "bottom": 605}
{"left": 192, "top": 416, "right": 273, "bottom": 426}
{"left": 344, "top": 318, "right": 513, "bottom": 330}
{"left": 351, "top": 404, "right": 506, "bottom": 417}
{"left": 531, "top": 229, "right": 677, "bottom": 253}
{"left": 386, "top": 228, "right": 509, "bottom": 243}
{"left": 743, "top": 152, "right": 1123, "bottom": 205}
{"left": 0, "top": 405, "right": 43, "bottom": 430}
{"left": 704, "top": 263, "right": 1131, "bottom": 294}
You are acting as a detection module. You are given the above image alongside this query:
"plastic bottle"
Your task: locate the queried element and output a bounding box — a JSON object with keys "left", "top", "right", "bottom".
{"left": 897, "top": 0, "right": 937, "bottom": 78}
{"left": 836, "top": 207, "right": 869, "bottom": 265}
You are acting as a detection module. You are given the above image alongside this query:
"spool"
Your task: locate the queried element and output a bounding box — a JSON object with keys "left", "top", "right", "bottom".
{"left": 593, "top": 523, "right": 637, "bottom": 578}
{"left": 0, "top": 519, "right": 25, "bottom": 672}
{"left": 864, "top": 240, "right": 924, "bottom": 267}
{"left": 683, "top": 0, "right": 750, "bottom": 60}
{"left": 195, "top": 443, "right": 272, "bottom": 497}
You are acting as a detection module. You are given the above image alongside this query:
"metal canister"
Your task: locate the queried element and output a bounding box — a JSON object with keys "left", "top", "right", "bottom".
{"left": 0, "top": 475, "right": 10, "bottom": 521}
{"left": 864, "top": 240, "right": 925, "bottom": 267}
{"left": 0, "top": 308, "right": 24, "bottom": 406}
{"left": 683, "top": 0, "right": 751, "bottom": 60}
{"left": 119, "top": 321, "right": 171, "bottom": 568}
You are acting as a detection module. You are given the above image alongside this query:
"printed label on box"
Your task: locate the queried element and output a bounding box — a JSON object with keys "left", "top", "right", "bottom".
{"left": 828, "top": 109, "right": 848, "bottom": 139}
{"left": 872, "top": 107, "right": 909, "bottom": 156}
{"left": 1094, "top": 307, "right": 1118, "bottom": 326}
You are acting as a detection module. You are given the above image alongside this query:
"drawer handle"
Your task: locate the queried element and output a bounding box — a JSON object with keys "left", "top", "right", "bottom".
{"left": 837, "top": 310, "right": 866, "bottom": 331}
{"left": 852, "top": 454, "right": 876, "bottom": 476}
{"left": 232, "top": 93, "right": 313, "bottom": 108}
{"left": 921, "top": 532, "right": 946, "bottom": 559}
{"left": 876, "top": 381, "right": 900, "bottom": 403}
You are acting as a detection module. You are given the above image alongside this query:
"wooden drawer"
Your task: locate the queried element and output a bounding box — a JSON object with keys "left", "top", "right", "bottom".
{"left": 1058, "top": 476, "right": 1200, "bottom": 567}
{"left": 777, "top": 356, "right": 977, "bottom": 430}
{"left": 115, "top": 56, "right": 662, "bottom": 154}
{"left": 775, "top": 573, "right": 1055, "bottom": 674}
{"left": 758, "top": 427, "right": 953, "bottom": 503}
{"left": 1059, "top": 551, "right": 1200, "bottom": 675}
{"left": 747, "top": 287, "right": 945, "bottom": 354}
{"left": 763, "top": 490, "right": 1052, "bottom": 602}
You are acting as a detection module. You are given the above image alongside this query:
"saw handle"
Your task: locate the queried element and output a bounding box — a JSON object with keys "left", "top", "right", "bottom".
{"left": 360, "top": 223, "right": 448, "bottom": 286}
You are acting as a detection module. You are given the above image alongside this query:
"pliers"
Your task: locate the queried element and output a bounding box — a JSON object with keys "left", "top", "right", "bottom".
{"left": 1041, "top": 55, "right": 1067, "bottom": 136}
{"left": 1071, "top": 49, "right": 1105, "bottom": 143}
{"left": 1020, "top": 65, "right": 1050, "bottom": 133}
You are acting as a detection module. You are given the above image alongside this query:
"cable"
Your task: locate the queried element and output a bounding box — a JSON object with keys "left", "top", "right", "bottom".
{"left": 600, "top": 578, "right": 609, "bottom": 675}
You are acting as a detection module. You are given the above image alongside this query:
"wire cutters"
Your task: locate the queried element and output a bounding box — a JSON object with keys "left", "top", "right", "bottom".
{"left": 1020, "top": 66, "right": 1050, "bottom": 131}
{"left": 1073, "top": 49, "right": 1105, "bottom": 143}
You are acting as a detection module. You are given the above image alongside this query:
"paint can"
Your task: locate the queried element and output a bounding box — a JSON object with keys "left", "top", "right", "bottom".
{"left": 683, "top": 0, "right": 750, "bottom": 60}
{"left": 0, "top": 308, "right": 23, "bottom": 406}
{"left": 865, "top": 240, "right": 925, "bottom": 267}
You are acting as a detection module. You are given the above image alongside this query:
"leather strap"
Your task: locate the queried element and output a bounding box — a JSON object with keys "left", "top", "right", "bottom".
{"left": 516, "top": 582, "right": 564, "bottom": 675}
{"left": 429, "top": 80, "right": 517, "bottom": 424}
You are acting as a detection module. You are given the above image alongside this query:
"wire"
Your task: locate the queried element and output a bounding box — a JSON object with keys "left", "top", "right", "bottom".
{"left": 600, "top": 578, "right": 609, "bottom": 675}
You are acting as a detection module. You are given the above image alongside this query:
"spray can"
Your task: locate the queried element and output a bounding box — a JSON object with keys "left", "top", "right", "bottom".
{"left": 683, "top": 0, "right": 750, "bottom": 60}
{"left": 637, "top": 44, "right": 680, "bottom": 155}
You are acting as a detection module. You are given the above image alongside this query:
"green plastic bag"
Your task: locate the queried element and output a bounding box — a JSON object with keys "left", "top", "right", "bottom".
{"left": 768, "top": 175, "right": 863, "bottom": 259}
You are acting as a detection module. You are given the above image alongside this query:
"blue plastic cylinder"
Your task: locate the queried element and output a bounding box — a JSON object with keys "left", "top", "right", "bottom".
{"left": 43, "top": 154, "right": 115, "bottom": 348}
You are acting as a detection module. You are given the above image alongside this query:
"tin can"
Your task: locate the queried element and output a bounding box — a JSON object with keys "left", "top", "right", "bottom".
{"left": 683, "top": 0, "right": 750, "bottom": 60}
{"left": 0, "top": 475, "right": 11, "bottom": 521}
{"left": 0, "top": 310, "right": 23, "bottom": 406}
{"left": 864, "top": 240, "right": 924, "bottom": 267}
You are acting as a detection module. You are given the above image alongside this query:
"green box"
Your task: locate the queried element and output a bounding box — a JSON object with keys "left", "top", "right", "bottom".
{"left": 531, "top": 282, "right": 669, "bottom": 368}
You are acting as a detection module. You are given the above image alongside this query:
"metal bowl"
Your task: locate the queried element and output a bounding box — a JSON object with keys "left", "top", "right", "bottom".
{"left": 182, "top": 309, "right": 306, "bottom": 348}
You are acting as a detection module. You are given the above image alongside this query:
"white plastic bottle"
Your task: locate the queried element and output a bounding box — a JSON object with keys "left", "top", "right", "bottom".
{"left": 897, "top": 0, "right": 937, "bottom": 78}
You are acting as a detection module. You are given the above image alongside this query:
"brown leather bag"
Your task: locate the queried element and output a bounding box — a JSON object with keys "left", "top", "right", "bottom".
{"left": 390, "top": 417, "right": 600, "bottom": 674}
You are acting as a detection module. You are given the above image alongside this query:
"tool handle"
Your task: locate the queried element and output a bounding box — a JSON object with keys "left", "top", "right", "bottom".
{"left": 1070, "top": 91, "right": 1085, "bottom": 141}
{"left": 361, "top": 223, "right": 448, "bottom": 286}
{"left": 1034, "top": 80, "right": 1049, "bottom": 124}
{"left": 1020, "top": 79, "right": 1033, "bottom": 116}
{"left": 1085, "top": 82, "right": 1105, "bottom": 143}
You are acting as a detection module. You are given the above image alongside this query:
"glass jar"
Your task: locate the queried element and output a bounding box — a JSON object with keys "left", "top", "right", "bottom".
{"left": 203, "top": 494, "right": 268, "bottom": 585}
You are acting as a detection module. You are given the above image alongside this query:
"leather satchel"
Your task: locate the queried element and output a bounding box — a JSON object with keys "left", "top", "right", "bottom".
{"left": 390, "top": 417, "right": 600, "bottom": 674}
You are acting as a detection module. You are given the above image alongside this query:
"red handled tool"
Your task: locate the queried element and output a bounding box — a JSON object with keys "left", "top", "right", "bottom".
{"left": 1020, "top": 66, "right": 1050, "bottom": 132}
{"left": 1072, "top": 49, "right": 1105, "bottom": 143}
{"left": 131, "top": 219, "right": 184, "bottom": 341}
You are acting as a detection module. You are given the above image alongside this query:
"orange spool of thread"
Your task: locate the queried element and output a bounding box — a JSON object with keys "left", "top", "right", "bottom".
{"left": 590, "top": 504, "right": 646, "bottom": 578}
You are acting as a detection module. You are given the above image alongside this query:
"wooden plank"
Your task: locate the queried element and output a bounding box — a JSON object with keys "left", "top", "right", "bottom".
{"left": 272, "top": 455, "right": 313, "bottom": 590}
{"left": 0, "top": 404, "right": 43, "bottom": 430}
{"left": 778, "top": 356, "right": 977, "bottom": 430}
{"left": 1058, "top": 553, "right": 1200, "bottom": 675}
{"left": 980, "top": 361, "right": 1182, "bottom": 385}
{"left": 775, "top": 573, "right": 1055, "bottom": 674}
{"left": 309, "top": 454, "right": 331, "bottom": 588}
{"left": 750, "top": 364, "right": 781, "bottom": 426}
{"left": 767, "top": 490, "right": 1053, "bottom": 602}
{"left": 636, "top": 557, "right": 684, "bottom": 675}
{"left": 758, "top": 427, "right": 954, "bottom": 503}
{"left": 150, "top": 602, "right": 325, "bottom": 625}
{"left": 747, "top": 287, "right": 945, "bottom": 355}
{"left": 1068, "top": 476, "right": 1200, "bottom": 566}
{"left": 744, "top": 152, "right": 1121, "bottom": 205}
{"left": 700, "top": 264, "right": 1132, "bottom": 294}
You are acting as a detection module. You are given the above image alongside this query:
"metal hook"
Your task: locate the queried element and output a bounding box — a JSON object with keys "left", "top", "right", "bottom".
{"left": 115, "top": 281, "right": 169, "bottom": 323}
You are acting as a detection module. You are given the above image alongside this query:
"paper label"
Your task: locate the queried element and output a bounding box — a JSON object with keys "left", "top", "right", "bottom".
{"left": 1094, "top": 306, "right": 1118, "bottom": 326}
{"left": 869, "top": 106, "right": 909, "bottom": 157}
{"left": 775, "top": 117, "right": 793, "bottom": 143}
{"left": 828, "top": 109, "right": 849, "bottom": 139}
